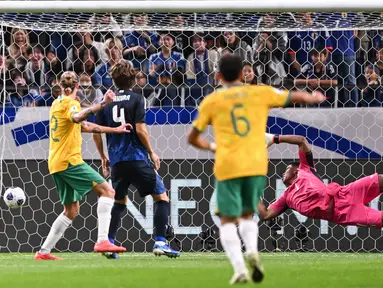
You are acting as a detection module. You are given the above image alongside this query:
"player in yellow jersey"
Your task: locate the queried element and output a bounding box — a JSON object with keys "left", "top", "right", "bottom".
{"left": 34, "top": 71, "right": 132, "bottom": 260}
{"left": 188, "top": 54, "right": 325, "bottom": 284}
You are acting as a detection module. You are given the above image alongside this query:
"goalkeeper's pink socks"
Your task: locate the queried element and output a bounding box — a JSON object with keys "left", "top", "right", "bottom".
{"left": 40, "top": 213, "right": 72, "bottom": 255}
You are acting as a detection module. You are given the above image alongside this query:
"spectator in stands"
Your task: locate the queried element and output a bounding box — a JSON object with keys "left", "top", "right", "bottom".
{"left": 77, "top": 74, "right": 103, "bottom": 107}
{"left": 361, "top": 65, "right": 381, "bottom": 107}
{"left": 149, "top": 32, "right": 185, "bottom": 86}
{"left": 73, "top": 44, "right": 100, "bottom": 80}
{"left": 287, "top": 12, "right": 323, "bottom": 78}
{"left": 294, "top": 49, "right": 338, "bottom": 107}
{"left": 242, "top": 62, "right": 257, "bottom": 84}
{"left": 0, "top": 51, "right": 14, "bottom": 104}
{"left": 94, "top": 38, "right": 124, "bottom": 92}
{"left": 218, "top": 31, "right": 252, "bottom": 63}
{"left": 25, "top": 44, "right": 47, "bottom": 88}
{"left": 34, "top": 78, "right": 61, "bottom": 107}
{"left": 50, "top": 32, "right": 80, "bottom": 65}
{"left": 133, "top": 71, "right": 152, "bottom": 99}
{"left": 84, "top": 15, "right": 122, "bottom": 63}
{"left": 123, "top": 13, "right": 159, "bottom": 74}
{"left": 45, "top": 49, "right": 62, "bottom": 85}
{"left": 9, "top": 71, "right": 39, "bottom": 107}
{"left": 186, "top": 33, "right": 218, "bottom": 104}
{"left": 253, "top": 14, "right": 287, "bottom": 85}
{"left": 150, "top": 65, "right": 184, "bottom": 107}
{"left": 374, "top": 48, "right": 383, "bottom": 76}
{"left": 323, "top": 12, "right": 358, "bottom": 107}
{"left": 168, "top": 14, "right": 194, "bottom": 58}
{"left": 64, "top": 39, "right": 83, "bottom": 71}
{"left": 8, "top": 28, "right": 31, "bottom": 71}
{"left": 253, "top": 34, "right": 287, "bottom": 85}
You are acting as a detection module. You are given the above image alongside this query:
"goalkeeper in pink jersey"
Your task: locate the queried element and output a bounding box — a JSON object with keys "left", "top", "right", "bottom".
{"left": 259, "top": 134, "right": 383, "bottom": 228}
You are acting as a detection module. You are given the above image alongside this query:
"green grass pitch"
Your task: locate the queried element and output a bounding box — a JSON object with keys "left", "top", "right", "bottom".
{"left": 1, "top": 253, "right": 383, "bottom": 288}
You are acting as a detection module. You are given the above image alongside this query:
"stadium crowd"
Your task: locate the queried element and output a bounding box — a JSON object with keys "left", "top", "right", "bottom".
{"left": 1, "top": 12, "right": 383, "bottom": 108}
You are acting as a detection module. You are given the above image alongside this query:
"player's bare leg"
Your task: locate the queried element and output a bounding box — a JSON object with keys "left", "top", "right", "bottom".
{"left": 152, "top": 192, "right": 180, "bottom": 258}
{"left": 239, "top": 212, "right": 264, "bottom": 283}
{"left": 93, "top": 182, "right": 126, "bottom": 253}
{"left": 220, "top": 216, "right": 249, "bottom": 285}
{"left": 34, "top": 201, "right": 79, "bottom": 260}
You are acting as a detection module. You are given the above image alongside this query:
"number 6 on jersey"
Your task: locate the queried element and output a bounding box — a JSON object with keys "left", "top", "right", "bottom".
{"left": 230, "top": 104, "right": 251, "bottom": 137}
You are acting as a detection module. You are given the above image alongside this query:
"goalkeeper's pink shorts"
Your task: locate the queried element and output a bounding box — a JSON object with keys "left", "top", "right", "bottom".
{"left": 329, "top": 173, "right": 382, "bottom": 228}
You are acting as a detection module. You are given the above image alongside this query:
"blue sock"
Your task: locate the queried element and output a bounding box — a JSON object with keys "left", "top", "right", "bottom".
{"left": 108, "top": 202, "right": 126, "bottom": 242}
{"left": 154, "top": 200, "right": 169, "bottom": 243}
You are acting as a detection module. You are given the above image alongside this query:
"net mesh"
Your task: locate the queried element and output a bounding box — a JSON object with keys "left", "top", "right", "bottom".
{"left": 1, "top": 12, "right": 383, "bottom": 32}
{"left": 0, "top": 11, "right": 383, "bottom": 253}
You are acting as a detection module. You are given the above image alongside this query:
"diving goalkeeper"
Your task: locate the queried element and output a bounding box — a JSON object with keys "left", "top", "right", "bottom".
{"left": 260, "top": 134, "right": 383, "bottom": 228}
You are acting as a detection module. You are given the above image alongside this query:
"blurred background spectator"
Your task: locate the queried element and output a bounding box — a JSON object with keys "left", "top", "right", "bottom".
{"left": 253, "top": 14, "right": 287, "bottom": 86}
{"left": 94, "top": 38, "right": 124, "bottom": 92}
{"left": 218, "top": 31, "right": 252, "bottom": 63}
{"left": 123, "top": 13, "right": 159, "bottom": 74}
{"left": 149, "top": 32, "right": 185, "bottom": 86}
{"left": 186, "top": 33, "right": 218, "bottom": 105}
{"left": 34, "top": 78, "right": 61, "bottom": 107}
{"left": 78, "top": 74, "right": 103, "bottom": 107}
{"left": 9, "top": 70, "right": 39, "bottom": 107}
{"left": 25, "top": 44, "right": 47, "bottom": 88}
{"left": 361, "top": 65, "right": 381, "bottom": 107}
{"left": 242, "top": 62, "right": 257, "bottom": 85}
{"left": 8, "top": 28, "right": 31, "bottom": 71}
{"left": 2, "top": 12, "right": 383, "bottom": 109}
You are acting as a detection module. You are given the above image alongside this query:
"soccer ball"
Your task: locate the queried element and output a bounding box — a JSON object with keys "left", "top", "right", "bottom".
{"left": 3, "top": 187, "right": 26, "bottom": 208}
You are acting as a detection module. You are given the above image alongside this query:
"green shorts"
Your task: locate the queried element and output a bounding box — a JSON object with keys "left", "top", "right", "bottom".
{"left": 215, "top": 176, "right": 266, "bottom": 217}
{"left": 52, "top": 163, "right": 105, "bottom": 205}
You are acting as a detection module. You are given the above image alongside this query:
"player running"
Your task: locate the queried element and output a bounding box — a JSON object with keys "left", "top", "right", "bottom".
{"left": 34, "top": 71, "right": 131, "bottom": 260}
{"left": 187, "top": 54, "right": 326, "bottom": 285}
{"left": 259, "top": 134, "right": 383, "bottom": 228}
{"left": 93, "top": 59, "right": 180, "bottom": 259}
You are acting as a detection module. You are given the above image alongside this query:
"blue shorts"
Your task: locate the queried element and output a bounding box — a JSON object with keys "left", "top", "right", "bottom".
{"left": 111, "top": 160, "right": 166, "bottom": 200}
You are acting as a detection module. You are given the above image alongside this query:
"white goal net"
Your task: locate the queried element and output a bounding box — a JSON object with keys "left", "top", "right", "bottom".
{"left": 1, "top": 3, "right": 383, "bottom": 253}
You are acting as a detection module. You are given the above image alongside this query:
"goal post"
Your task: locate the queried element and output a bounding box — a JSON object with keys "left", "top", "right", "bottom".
{"left": 1, "top": 2, "right": 383, "bottom": 253}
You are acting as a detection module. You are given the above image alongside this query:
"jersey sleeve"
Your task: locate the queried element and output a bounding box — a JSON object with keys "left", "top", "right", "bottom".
{"left": 95, "top": 108, "right": 106, "bottom": 126}
{"left": 65, "top": 99, "right": 81, "bottom": 122}
{"left": 135, "top": 96, "right": 146, "bottom": 123}
{"left": 298, "top": 150, "right": 316, "bottom": 171}
{"left": 269, "top": 193, "right": 288, "bottom": 215}
{"left": 192, "top": 97, "right": 212, "bottom": 133}
{"left": 262, "top": 86, "right": 291, "bottom": 108}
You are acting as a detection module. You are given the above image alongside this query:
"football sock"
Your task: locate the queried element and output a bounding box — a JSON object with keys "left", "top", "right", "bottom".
{"left": 40, "top": 213, "right": 72, "bottom": 255}
{"left": 220, "top": 223, "right": 247, "bottom": 274}
{"left": 154, "top": 200, "right": 169, "bottom": 243}
{"left": 97, "top": 196, "right": 114, "bottom": 243}
{"left": 238, "top": 219, "right": 259, "bottom": 255}
{"left": 108, "top": 202, "right": 126, "bottom": 243}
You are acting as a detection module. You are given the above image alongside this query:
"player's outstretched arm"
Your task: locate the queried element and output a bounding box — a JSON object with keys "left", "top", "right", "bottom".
{"left": 289, "top": 90, "right": 327, "bottom": 105}
{"left": 257, "top": 201, "right": 279, "bottom": 221}
{"left": 136, "top": 123, "right": 161, "bottom": 170}
{"left": 187, "top": 128, "right": 216, "bottom": 152}
{"left": 81, "top": 121, "right": 133, "bottom": 134}
{"left": 93, "top": 133, "right": 110, "bottom": 178}
{"left": 71, "top": 90, "right": 115, "bottom": 123}
{"left": 266, "top": 133, "right": 311, "bottom": 152}
{"left": 277, "top": 135, "right": 311, "bottom": 153}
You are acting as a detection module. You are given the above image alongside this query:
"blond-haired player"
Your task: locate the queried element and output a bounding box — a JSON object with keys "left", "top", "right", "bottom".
{"left": 188, "top": 54, "right": 326, "bottom": 284}
{"left": 34, "top": 71, "right": 132, "bottom": 260}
